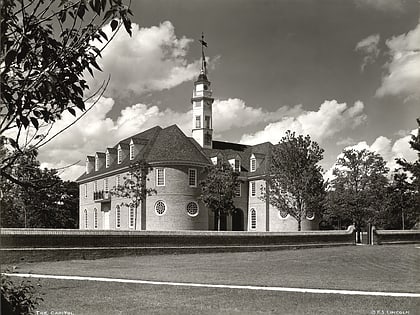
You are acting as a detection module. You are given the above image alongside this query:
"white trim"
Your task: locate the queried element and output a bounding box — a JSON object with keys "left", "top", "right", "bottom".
{"left": 186, "top": 201, "right": 199, "bottom": 217}
{"left": 235, "top": 183, "right": 241, "bottom": 197}
{"left": 188, "top": 168, "right": 197, "bottom": 187}
{"left": 115, "top": 206, "right": 121, "bottom": 229}
{"left": 250, "top": 158, "right": 256, "bottom": 172}
{"left": 250, "top": 181, "right": 256, "bottom": 197}
{"left": 154, "top": 200, "right": 166, "bottom": 216}
{"left": 129, "top": 205, "right": 135, "bottom": 228}
{"left": 250, "top": 208, "right": 256, "bottom": 230}
{"left": 117, "top": 145, "right": 122, "bottom": 164}
{"left": 129, "top": 141, "right": 134, "bottom": 160}
{"left": 156, "top": 168, "right": 165, "bottom": 187}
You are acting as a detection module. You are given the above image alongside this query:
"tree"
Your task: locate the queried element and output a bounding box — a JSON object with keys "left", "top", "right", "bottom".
{"left": 377, "top": 172, "right": 417, "bottom": 230}
{"left": 328, "top": 148, "right": 389, "bottom": 239}
{"left": 396, "top": 118, "right": 420, "bottom": 227}
{"left": 1, "top": 0, "right": 133, "bottom": 187}
{"left": 265, "top": 131, "right": 325, "bottom": 231}
{"left": 200, "top": 162, "right": 241, "bottom": 231}
{"left": 0, "top": 146, "right": 79, "bottom": 228}
{"left": 110, "top": 161, "right": 155, "bottom": 230}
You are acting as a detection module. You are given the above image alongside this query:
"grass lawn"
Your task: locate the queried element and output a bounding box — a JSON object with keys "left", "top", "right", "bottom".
{"left": 3, "top": 245, "right": 419, "bottom": 314}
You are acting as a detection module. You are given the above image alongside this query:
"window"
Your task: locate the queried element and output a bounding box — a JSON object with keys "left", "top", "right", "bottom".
{"left": 235, "top": 183, "right": 241, "bottom": 197}
{"left": 94, "top": 180, "right": 98, "bottom": 192}
{"left": 94, "top": 208, "right": 98, "bottom": 229}
{"left": 95, "top": 157, "right": 99, "bottom": 171}
{"left": 104, "top": 178, "right": 108, "bottom": 192}
{"left": 84, "top": 209, "right": 88, "bottom": 229}
{"left": 204, "top": 132, "right": 212, "bottom": 146}
{"left": 129, "top": 206, "right": 135, "bottom": 228}
{"left": 115, "top": 175, "right": 120, "bottom": 187}
{"left": 186, "top": 202, "right": 199, "bottom": 217}
{"left": 188, "top": 169, "right": 197, "bottom": 187}
{"left": 306, "top": 211, "right": 315, "bottom": 220}
{"left": 250, "top": 208, "right": 256, "bottom": 229}
{"left": 204, "top": 116, "right": 211, "bottom": 129}
{"left": 106, "top": 152, "right": 110, "bottom": 168}
{"left": 117, "top": 146, "right": 122, "bottom": 164}
{"left": 211, "top": 157, "right": 217, "bottom": 165}
{"left": 234, "top": 159, "right": 240, "bottom": 172}
{"left": 250, "top": 181, "right": 256, "bottom": 197}
{"left": 250, "top": 158, "right": 256, "bottom": 172}
{"left": 279, "top": 209, "right": 288, "bottom": 219}
{"left": 154, "top": 200, "right": 166, "bottom": 216}
{"left": 156, "top": 168, "right": 165, "bottom": 186}
{"left": 84, "top": 184, "right": 87, "bottom": 198}
{"left": 116, "top": 206, "right": 121, "bottom": 228}
{"left": 195, "top": 115, "right": 201, "bottom": 128}
{"left": 129, "top": 142, "right": 134, "bottom": 160}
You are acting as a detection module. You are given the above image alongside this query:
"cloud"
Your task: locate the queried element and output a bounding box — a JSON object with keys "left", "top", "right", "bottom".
{"left": 240, "top": 100, "right": 367, "bottom": 145}
{"left": 38, "top": 97, "right": 295, "bottom": 180}
{"left": 88, "top": 21, "right": 202, "bottom": 97}
{"left": 355, "top": 34, "right": 381, "bottom": 71}
{"left": 376, "top": 21, "right": 420, "bottom": 99}
{"left": 325, "top": 129, "right": 418, "bottom": 180}
{"left": 354, "top": 0, "right": 405, "bottom": 12}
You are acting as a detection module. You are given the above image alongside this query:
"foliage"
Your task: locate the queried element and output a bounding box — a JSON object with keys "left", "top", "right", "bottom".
{"left": 327, "top": 148, "right": 389, "bottom": 232}
{"left": 0, "top": 0, "right": 133, "bottom": 187}
{"left": 200, "top": 162, "right": 241, "bottom": 231}
{"left": 1, "top": 271, "right": 43, "bottom": 314}
{"left": 265, "top": 130, "right": 325, "bottom": 231}
{"left": 0, "top": 145, "right": 79, "bottom": 228}
{"left": 110, "top": 161, "right": 155, "bottom": 230}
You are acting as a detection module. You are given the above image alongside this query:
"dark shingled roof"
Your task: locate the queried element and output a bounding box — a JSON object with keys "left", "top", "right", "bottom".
{"left": 95, "top": 152, "right": 105, "bottom": 157}
{"left": 76, "top": 125, "right": 210, "bottom": 182}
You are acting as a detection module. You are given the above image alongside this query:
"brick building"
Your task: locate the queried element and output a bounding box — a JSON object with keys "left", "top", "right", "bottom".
{"left": 76, "top": 40, "right": 318, "bottom": 232}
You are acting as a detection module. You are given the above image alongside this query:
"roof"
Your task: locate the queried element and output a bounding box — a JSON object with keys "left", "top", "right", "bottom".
{"left": 76, "top": 125, "right": 211, "bottom": 182}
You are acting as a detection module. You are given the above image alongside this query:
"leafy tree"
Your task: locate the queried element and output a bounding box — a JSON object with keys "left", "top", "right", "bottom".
{"left": 110, "top": 161, "right": 155, "bottom": 230}
{"left": 328, "top": 148, "right": 389, "bottom": 239}
{"left": 265, "top": 131, "right": 325, "bottom": 231}
{"left": 377, "top": 172, "right": 417, "bottom": 229}
{"left": 1, "top": 0, "right": 133, "bottom": 187}
{"left": 0, "top": 146, "right": 79, "bottom": 228}
{"left": 396, "top": 118, "right": 420, "bottom": 226}
{"left": 200, "top": 162, "right": 241, "bottom": 231}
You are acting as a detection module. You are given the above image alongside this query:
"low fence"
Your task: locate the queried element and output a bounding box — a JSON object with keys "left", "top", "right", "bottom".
{"left": 373, "top": 229, "right": 420, "bottom": 245}
{"left": 0, "top": 227, "right": 356, "bottom": 263}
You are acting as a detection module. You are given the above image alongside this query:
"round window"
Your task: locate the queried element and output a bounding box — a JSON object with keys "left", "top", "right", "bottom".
{"left": 154, "top": 200, "right": 166, "bottom": 216}
{"left": 279, "top": 209, "right": 289, "bottom": 219}
{"left": 186, "top": 202, "right": 199, "bottom": 217}
{"left": 306, "top": 211, "right": 315, "bottom": 220}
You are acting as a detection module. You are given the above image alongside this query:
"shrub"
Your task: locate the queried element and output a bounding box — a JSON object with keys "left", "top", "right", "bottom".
{"left": 1, "top": 272, "right": 43, "bottom": 314}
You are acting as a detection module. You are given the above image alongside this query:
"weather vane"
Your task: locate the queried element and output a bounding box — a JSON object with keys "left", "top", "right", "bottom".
{"left": 199, "top": 32, "right": 208, "bottom": 74}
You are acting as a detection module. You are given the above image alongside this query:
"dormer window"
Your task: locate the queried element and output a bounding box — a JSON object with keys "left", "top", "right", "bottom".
{"left": 129, "top": 140, "right": 134, "bottom": 160}
{"left": 105, "top": 152, "right": 110, "bottom": 168}
{"left": 95, "top": 156, "right": 99, "bottom": 171}
{"left": 234, "top": 159, "right": 240, "bottom": 172}
{"left": 117, "top": 145, "right": 122, "bottom": 164}
{"left": 211, "top": 157, "right": 217, "bottom": 165}
{"left": 250, "top": 158, "right": 256, "bottom": 172}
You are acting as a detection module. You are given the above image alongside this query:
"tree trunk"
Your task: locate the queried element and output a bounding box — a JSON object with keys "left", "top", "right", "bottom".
{"left": 297, "top": 218, "right": 301, "bottom": 231}
{"left": 217, "top": 209, "right": 221, "bottom": 231}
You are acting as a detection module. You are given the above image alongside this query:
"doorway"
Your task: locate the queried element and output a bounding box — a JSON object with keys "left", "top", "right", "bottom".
{"left": 232, "top": 208, "right": 244, "bottom": 231}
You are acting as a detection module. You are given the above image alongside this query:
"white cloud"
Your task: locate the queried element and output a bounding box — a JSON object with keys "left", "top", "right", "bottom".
{"left": 38, "top": 97, "right": 295, "bottom": 180}
{"left": 240, "top": 100, "right": 367, "bottom": 145}
{"left": 355, "top": 34, "right": 381, "bottom": 71}
{"left": 376, "top": 21, "right": 420, "bottom": 99}
{"left": 355, "top": 0, "right": 404, "bottom": 12}
{"left": 88, "top": 21, "right": 202, "bottom": 97}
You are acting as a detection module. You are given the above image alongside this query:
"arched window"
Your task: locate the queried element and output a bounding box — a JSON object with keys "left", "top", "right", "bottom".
{"left": 84, "top": 209, "right": 88, "bottom": 229}
{"left": 116, "top": 206, "right": 121, "bottom": 228}
{"left": 154, "top": 200, "right": 166, "bottom": 216}
{"left": 129, "top": 206, "right": 135, "bottom": 228}
{"left": 186, "top": 202, "right": 199, "bottom": 217}
{"left": 93, "top": 208, "right": 98, "bottom": 229}
{"left": 250, "top": 208, "right": 256, "bottom": 230}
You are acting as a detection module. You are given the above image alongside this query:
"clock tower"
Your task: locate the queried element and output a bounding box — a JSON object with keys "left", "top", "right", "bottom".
{"left": 191, "top": 34, "right": 214, "bottom": 149}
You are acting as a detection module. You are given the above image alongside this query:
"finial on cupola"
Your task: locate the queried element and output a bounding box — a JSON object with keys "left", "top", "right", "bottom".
{"left": 199, "top": 32, "right": 208, "bottom": 76}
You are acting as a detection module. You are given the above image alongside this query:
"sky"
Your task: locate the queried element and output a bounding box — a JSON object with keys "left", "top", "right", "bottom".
{"left": 38, "top": 0, "right": 420, "bottom": 180}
